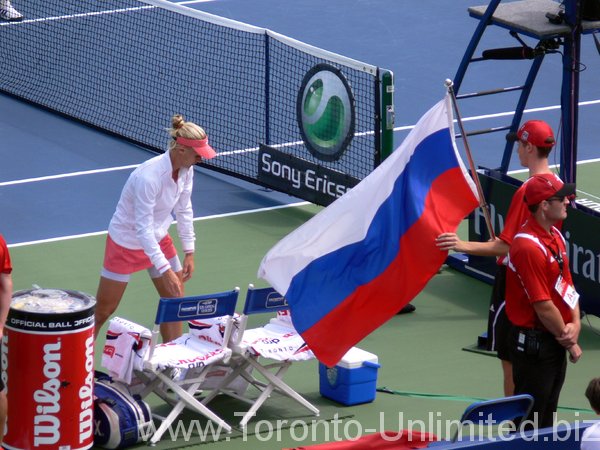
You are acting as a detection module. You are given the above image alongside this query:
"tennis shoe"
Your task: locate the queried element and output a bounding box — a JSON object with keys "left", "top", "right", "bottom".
{"left": 0, "top": 1, "right": 23, "bottom": 21}
{"left": 396, "top": 303, "right": 416, "bottom": 315}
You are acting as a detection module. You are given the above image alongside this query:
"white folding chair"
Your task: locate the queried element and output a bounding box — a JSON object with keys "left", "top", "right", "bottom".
{"left": 136, "top": 288, "right": 239, "bottom": 445}
{"left": 202, "top": 284, "right": 319, "bottom": 430}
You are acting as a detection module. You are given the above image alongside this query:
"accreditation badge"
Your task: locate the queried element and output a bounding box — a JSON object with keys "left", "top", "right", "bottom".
{"left": 555, "top": 274, "right": 579, "bottom": 309}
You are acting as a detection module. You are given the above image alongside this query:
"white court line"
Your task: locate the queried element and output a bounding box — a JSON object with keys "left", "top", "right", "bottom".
{"left": 9, "top": 100, "right": 595, "bottom": 184}
{"left": 4, "top": 132, "right": 600, "bottom": 187}
{"left": 0, "top": 128, "right": 376, "bottom": 185}
{"left": 177, "top": 0, "right": 217, "bottom": 4}
{"left": 393, "top": 99, "right": 600, "bottom": 132}
{"left": 218, "top": 129, "right": 375, "bottom": 157}
{"left": 7, "top": 201, "right": 310, "bottom": 248}
{"left": 575, "top": 189, "right": 600, "bottom": 201}
{"left": 0, "top": 165, "right": 139, "bottom": 187}
{"left": 3, "top": 140, "right": 600, "bottom": 187}
{"left": 508, "top": 157, "right": 600, "bottom": 175}
{"left": 0, "top": 5, "right": 155, "bottom": 26}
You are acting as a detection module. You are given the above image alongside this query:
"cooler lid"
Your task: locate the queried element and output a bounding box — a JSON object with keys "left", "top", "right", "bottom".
{"left": 336, "top": 346, "right": 378, "bottom": 369}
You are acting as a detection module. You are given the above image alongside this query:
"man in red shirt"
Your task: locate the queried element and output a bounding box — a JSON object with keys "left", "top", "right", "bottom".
{"left": 436, "top": 120, "right": 558, "bottom": 396}
{"left": 0, "top": 234, "right": 12, "bottom": 444}
{"left": 506, "top": 174, "right": 582, "bottom": 429}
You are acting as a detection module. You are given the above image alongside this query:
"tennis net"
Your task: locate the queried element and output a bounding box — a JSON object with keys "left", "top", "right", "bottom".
{"left": 0, "top": 0, "right": 393, "bottom": 205}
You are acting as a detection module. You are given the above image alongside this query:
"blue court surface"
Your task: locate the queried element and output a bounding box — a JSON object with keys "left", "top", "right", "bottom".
{"left": 2, "top": 0, "right": 600, "bottom": 245}
{"left": 0, "top": 90, "right": 302, "bottom": 244}
{"left": 185, "top": 0, "right": 600, "bottom": 166}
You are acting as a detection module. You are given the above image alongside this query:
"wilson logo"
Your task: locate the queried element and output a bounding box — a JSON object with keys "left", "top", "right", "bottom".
{"left": 78, "top": 336, "right": 94, "bottom": 443}
{"left": 33, "top": 340, "right": 62, "bottom": 446}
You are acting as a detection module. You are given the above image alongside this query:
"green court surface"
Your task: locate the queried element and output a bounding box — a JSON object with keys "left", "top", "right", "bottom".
{"left": 8, "top": 194, "right": 600, "bottom": 449}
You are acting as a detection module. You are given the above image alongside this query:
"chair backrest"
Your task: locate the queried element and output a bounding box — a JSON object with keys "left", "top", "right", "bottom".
{"left": 154, "top": 288, "right": 240, "bottom": 325}
{"left": 243, "top": 285, "right": 288, "bottom": 316}
{"left": 452, "top": 394, "right": 534, "bottom": 442}
{"left": 147, "top": 288, "right": 240, "bottom": 360}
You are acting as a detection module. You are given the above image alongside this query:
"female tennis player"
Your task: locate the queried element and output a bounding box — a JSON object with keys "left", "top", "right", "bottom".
{"left": 94, "top": 114, "right": 216, "bottom": 342}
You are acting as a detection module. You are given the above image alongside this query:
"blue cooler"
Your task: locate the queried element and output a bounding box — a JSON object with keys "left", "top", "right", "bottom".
{"left": 319, "top": 347, "right": 380, "bottom": 405}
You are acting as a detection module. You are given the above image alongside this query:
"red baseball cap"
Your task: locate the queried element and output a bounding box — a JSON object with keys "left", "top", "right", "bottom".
{"left": 506, "top": 120, "right": 556, "bottom": 148}
{"left": 524, "top": 173, "right": 576, "bottom": 206}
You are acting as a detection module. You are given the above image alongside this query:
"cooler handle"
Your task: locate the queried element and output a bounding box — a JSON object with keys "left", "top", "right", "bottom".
{"left": 362, "top": 361, "right": 380, "bottom": 369}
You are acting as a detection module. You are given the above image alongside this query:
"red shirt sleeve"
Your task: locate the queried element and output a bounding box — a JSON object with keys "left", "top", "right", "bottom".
{"left": 499, "top": 185, "right": 530, "bottom": 245}
{"left": 0, "top": 235, "right": 12, "bottom": 274}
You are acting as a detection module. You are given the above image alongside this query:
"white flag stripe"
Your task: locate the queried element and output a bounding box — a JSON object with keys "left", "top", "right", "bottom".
{"left": 258, "top": 97, "right": 455, "bottom": 295}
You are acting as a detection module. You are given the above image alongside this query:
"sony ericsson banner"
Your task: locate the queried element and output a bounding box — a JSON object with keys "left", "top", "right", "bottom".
{"left": 467, "top": 170, "right": 600, "bottom": 317}
{"left": 297, "top": 63, "right": 356, "bottom": 162}
{"left": 258, "top": 144, "right": 359, "bottom": 206}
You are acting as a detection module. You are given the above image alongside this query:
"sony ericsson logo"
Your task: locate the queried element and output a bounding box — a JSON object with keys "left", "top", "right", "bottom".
{"left": 297, "top": 63, "right": 355, "bottom": 162}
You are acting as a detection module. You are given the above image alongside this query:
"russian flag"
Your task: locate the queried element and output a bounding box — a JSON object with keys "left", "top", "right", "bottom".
{"left": 258, "top": 96, "right": 480, "bottom": 366}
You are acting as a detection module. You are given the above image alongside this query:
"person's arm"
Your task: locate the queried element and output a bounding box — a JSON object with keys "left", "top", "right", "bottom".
{"left": 181, "top": 253, "right": 195, "bottom": 282}
{"left": 0, "top": 272, "right": 13, "bottom": 339}
{"left": 435, "top": 233, "right": 509, "bottom": 257}
{"left": 160, "top": 268, "right": 184, "bottom": 297}
{"left": 131, "top": 174, "right": 185, "bottom": 297}
{"left": 436, "top": 187, "right": 528, "bottom": 256}
{"left": 134, "top": 175, "right": 171, "bottom": 273}
{"left": 532, "top": 300, "right": 582, "bottom": 362}
{"left": 557, "top": 302, "right": 581, "bottom": 348}
{"left": 532, "top": 300, "right": 566, "bottom": 337}
{"left": 174, "top": 168, "right": 195, "bottom": 282}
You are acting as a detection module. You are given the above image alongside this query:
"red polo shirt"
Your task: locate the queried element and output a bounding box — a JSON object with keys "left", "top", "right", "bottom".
{"left": 0, "top": 234, "right": 11, "bottom": 275}
{"left": 505, "top": 219, "right": 574, "bottom": 329}
{"left": 498, "top": 174, "right": 563, "bottom": 266}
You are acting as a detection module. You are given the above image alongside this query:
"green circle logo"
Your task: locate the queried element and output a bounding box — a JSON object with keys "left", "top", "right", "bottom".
{"left": 297, "top": 64, "right": 355, "bottom": 162}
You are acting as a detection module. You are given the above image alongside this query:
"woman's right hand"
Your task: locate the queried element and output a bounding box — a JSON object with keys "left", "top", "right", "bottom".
{"left": 161, "top": 269, "right": 184, "bottom": 297}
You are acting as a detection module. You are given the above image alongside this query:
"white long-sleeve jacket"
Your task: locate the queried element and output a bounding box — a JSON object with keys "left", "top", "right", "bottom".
{"left": 108, "top": 152, "right": 195, "bottom": 273}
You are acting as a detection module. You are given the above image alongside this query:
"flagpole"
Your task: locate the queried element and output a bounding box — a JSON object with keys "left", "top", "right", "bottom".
{"left": 445, "top": 79, "right": 496, "bottom": 240}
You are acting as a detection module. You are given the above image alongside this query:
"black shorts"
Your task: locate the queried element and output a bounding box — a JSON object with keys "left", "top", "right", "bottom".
{"left": 486, "top": 265, "right": 511, "bottom": 361}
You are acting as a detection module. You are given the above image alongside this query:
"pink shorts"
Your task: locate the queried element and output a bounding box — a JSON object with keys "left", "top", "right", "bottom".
{"left": 103, "top": 234, "right": 177, "bottom": 275}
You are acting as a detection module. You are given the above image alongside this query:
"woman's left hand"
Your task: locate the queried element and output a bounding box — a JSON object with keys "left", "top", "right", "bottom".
{"left": 182, "top": 253, "right": 195, "bottom": 282}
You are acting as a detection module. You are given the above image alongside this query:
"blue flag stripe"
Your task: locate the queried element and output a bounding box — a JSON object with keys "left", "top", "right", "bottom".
{"left": 287, "top": 127, "right": 458, "bottom": 333}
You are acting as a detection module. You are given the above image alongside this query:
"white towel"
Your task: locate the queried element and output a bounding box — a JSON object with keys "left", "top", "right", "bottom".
{"left": 188, "top": 313, "right": 240, "bottom": 345}
{"left": 274, "top": 309, "right": 294, "bottom": 327}
{"left": 241, "top": 322, "right": 314, "bottom": 361}
{"left": 102, "top": 317, "right": 151, "bottom": 384}
{"left": 146, "top": 334, "right": 231, "bottom": 371}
